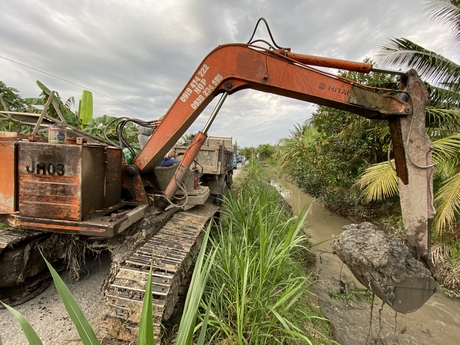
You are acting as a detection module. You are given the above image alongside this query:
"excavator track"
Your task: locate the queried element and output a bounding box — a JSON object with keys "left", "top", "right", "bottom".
{"left": 104, "top": 204, "right": 219, "bottom": 343}
{"left": 0, "top": 228, "right": 42, "bottom": 250}
{"left": 0, "top": 228, "right": 60, "bottom": 306}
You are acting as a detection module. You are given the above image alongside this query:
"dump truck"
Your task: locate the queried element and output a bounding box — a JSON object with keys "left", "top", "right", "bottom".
{"left": 174, "top": 136, "right": 234, "bottom": 204}
{"left": 0, "top": 18, "right": 436, "bottom": 343}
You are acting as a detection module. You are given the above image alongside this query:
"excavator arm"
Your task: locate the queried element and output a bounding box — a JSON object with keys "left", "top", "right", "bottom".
{"left": 135, "top": 43, "right": 434, "bottom": 263}
{"left": 136, "top": 43, "right": 413, "bottom": 171}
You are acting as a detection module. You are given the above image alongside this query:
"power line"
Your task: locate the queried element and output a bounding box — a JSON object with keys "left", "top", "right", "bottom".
{"left": 0, "top": 54, "right": 161, "bottom": 117}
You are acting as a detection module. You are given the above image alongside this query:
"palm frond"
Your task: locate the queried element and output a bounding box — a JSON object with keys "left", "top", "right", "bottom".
{"left": 423, "top": 0, "right": 460, "bottom": 50}
{"left": 278, "top": 123, "right": 321, "bottom": 167}
{"left": 356, "top": 160, "right": 399, "bottom": 202}
{"left": 426, "top": 84, "right": 460, "bottom": 107}
{"left": 426, "top": 107, "right": 460, "bottom": 135}
{"left": 433, "top": 171, "right": 460, "bottom": 234}
{"left": 432, "top": 134, "right": 460, "bottom": 164}
{"left": 378, "top": 38, "right": 460, "bottom": 85}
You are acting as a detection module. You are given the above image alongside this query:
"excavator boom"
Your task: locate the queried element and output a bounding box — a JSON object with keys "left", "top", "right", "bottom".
{"left": 135, "top": 43, "right": 412, "bottom": 172}
{"left": 136, "top": 43, "right": 434, "bottom": 258}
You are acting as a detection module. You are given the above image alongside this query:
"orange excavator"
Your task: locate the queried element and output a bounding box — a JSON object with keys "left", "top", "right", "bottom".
{"left": 0, "top": 18, "right": 435, "bottom": 342}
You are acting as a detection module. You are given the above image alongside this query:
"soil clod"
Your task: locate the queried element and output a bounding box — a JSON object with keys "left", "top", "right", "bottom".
{"left": 331, "top": 222, "right": 436, "bottom": 313}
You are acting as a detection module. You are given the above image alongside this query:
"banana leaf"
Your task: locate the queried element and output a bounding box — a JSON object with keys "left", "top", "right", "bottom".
{"left": 78, "top": 90, "right": 93, "bottom": 128}
{"left": 24, "top": 97, "right": 43, "bottom": 106}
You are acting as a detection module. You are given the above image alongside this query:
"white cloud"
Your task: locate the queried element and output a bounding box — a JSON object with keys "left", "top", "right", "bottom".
{"left": 1, "top": 0, "right": 457, "bottom": 148}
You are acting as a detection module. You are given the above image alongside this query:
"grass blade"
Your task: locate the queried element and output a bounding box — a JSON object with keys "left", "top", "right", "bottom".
{"left": 0, "top": 301, "right": 43, "bottom": 345}
{"left": 176, "top": 224, "right": 216, "bottom": 345}
{"left": 137, "top": 263, "right": 154, "bottom": 345}
{"left": 42, "top": 254, "right": 100, "bottom": 345}
{"left": 196, "top": 300, "right": 211, "bottom": 345}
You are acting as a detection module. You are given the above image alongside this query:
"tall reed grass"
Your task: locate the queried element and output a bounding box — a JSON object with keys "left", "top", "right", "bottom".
{"left": 198, "top": 159, "right": 334, "bottom": 344}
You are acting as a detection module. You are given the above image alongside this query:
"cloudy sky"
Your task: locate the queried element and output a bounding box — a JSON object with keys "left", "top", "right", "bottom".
{"left": 1, "top": 0, "right": 458, "bottom": 148}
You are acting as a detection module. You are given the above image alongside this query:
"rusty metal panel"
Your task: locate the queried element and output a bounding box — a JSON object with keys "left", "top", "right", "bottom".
{"left": 17, "top": 142, "right": 105, "bottom": 221}
{"left": 7, "top": 203, "right": 149, "bottom": 237}
{"left": 81, "top": 144, "right": 105, "bottom": 218}
{"left": 103, "top": 147, "right": 122, "bottom": 207}
{"left": 0, "top": 140, "right": 17, "bottom": 213}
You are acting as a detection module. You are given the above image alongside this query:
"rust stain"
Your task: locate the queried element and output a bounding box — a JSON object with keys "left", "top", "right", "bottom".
{"left": 0, "top": 141, "right": 17, "bottom": 213}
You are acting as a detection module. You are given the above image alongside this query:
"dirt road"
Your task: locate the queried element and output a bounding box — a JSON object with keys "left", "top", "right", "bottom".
{"left": 0, "top": 252, "right": 111, "bottom": 345}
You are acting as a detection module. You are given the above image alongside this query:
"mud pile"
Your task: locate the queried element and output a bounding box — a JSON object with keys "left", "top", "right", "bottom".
{"left": 331, "top": 222, "right": 436, "bottom": 313}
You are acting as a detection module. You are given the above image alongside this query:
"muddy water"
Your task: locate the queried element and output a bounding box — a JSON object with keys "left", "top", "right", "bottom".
{"left": 273, "top": 179, "right": 460, "bottom": 345}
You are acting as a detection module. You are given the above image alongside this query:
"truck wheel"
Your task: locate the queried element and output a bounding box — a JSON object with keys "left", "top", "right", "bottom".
{"left": 213, "top": 181, "right": 228, "bottom": 206}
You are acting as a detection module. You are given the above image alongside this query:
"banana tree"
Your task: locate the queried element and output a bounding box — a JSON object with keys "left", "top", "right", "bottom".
{"left": 24, "top": 80, "right": 93, "bottom": 129}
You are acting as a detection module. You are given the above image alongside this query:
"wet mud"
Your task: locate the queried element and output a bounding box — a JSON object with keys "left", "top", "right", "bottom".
{"left": 331, "top": 223, "right": 436, "bottom": 314}
{"left": 273, "top": 179, "right": 460, "bottom": 345}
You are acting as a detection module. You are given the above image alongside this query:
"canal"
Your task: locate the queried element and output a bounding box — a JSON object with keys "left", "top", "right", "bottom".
{"left": 273, "top": 178, "right": 460, "bottom": 345}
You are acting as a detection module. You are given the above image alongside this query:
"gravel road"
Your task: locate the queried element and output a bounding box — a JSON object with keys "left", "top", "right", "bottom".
{"left": 0, "top": 251, "right": 111, "bottom": 345}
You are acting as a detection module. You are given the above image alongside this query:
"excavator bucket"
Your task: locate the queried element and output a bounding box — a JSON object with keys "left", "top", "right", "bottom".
{"left": 389, "top": 70, "right": 435, "bottom": 262}
{"left": 332, "top": 70, "right": 437, "bottom": 313}
{"left": 331, "top": 222, "right": 436, "bottom": 313}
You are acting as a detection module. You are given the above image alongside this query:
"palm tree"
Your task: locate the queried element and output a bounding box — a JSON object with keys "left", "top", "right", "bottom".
{"left": 277, "top": 121, "right": 320, "bottom": 172}
{"left": 359, "top": 0, "right": 460, "bottom": 235}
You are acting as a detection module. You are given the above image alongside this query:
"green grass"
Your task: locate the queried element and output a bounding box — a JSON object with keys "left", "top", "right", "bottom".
{"left": 176, "top": 225, "right": 216, "bottom": 345}
{"left": 197, "top": 159, "right": 335, "bottom": 344}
